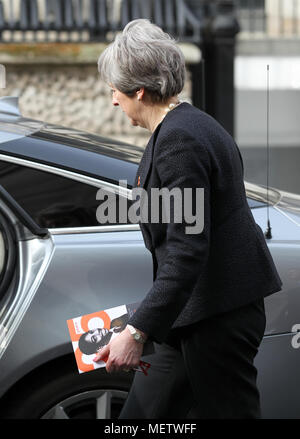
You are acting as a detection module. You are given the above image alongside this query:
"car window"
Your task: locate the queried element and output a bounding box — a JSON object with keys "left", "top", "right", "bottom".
{"left": 0, "top": 160, "right": 134, "bottom": 228}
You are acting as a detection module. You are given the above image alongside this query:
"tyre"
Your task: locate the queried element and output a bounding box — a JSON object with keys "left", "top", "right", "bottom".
{"left": 0, "top": 356, "right": 133, "bottom": 419}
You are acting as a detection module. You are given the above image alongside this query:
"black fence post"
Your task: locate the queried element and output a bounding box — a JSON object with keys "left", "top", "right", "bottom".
{"left": 189, "top": 58, "right": 206, "bottom": 112}
{"left": 201, "top": 0, "right": 240, "bottom": 137}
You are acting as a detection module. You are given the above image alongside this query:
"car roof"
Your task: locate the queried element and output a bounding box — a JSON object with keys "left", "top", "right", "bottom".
{"left": 0, "top": 114, "right": 143, "bottom": 187}
{"left": 0, "top": 98, "right": 279, "bottom": 205}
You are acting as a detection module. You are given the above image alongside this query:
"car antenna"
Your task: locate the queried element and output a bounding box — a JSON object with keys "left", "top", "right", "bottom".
{"left": 265, "top": 64, "right": 272, "bottom": 239}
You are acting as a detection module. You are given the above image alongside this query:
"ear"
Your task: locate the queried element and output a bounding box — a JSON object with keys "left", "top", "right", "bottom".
{"left": 136, "top": 88, "right": 145, "bottom": 101}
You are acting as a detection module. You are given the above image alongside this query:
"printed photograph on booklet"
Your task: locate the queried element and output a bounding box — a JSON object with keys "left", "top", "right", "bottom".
{"left": 67, "top": 302, "right": 151, "bottom": 375}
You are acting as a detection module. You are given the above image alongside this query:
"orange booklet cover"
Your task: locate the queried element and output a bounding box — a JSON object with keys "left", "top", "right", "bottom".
{"left": 67, "top": 302, "right": 151, "bottom": 374}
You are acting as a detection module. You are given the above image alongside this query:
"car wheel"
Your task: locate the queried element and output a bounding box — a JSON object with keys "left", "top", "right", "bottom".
{"left": 0, "top": 357, "right": 132, "bottom": 419}
{"left": 41, "top": 388, "right": 128, "bottom": 419}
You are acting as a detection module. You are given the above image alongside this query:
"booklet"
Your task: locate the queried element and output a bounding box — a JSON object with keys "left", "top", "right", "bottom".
{"left": 67, "top": 302, "right": 151, "bottom": 375}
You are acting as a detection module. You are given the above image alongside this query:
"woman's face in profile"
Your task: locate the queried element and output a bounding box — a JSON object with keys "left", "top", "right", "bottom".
{"left": 84, "top": 328, "right": 110, "bottom": 345}
{"left": 110, "top": 86, "right": 142, "bottom": 127}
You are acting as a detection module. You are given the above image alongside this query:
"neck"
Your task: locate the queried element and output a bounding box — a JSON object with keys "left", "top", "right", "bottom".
{"left": 146, "top": 97, "right": 181, "bottom": 133}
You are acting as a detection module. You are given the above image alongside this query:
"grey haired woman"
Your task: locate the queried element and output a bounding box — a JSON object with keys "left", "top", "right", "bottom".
{"left": 94, "top": 19, "right": 282, "bottom": 419}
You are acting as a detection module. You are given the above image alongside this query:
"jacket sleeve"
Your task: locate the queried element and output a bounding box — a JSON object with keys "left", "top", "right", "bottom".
{"left": 128, "top": 128, "right": 212, "bottom": 343}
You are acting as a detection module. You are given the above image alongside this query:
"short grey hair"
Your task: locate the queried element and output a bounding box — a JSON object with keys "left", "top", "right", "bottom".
{"left": 98, "top": 19, "right": 185, "bottom": 102}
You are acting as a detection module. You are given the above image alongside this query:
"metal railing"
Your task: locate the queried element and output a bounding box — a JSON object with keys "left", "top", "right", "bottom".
{"left": 1, "top": 0, "right": 299, "bottom": 43}
{"left": 234, "top": 0, "right": 300, "bottom": 37}
{"left": 0, "top": 0, "right": 204, "bottom": 43}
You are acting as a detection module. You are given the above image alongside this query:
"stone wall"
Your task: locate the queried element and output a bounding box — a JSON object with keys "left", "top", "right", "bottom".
{"left": 0, "top": 58, "right": 192, "bottom": 147}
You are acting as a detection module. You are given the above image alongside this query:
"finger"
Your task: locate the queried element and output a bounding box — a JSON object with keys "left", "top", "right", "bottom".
{"left": 93, "top": 345, "right": 109, "bottom": 362}
{"left": 106, "top": 358, "right": 128, "bottom": 374}
{"left": 105, "top": 358, "right": 117, "bottom": 374}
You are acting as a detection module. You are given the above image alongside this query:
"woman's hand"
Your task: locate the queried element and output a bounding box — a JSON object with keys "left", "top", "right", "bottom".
{"left": 93, "top": 326, "right": 144, "bottom": 373}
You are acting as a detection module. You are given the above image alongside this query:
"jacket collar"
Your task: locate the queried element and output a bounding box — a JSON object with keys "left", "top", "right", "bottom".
{"left": 134, "top": 126, "right": 157, "bottom": 189}
{"left": 134, "top": 102, "right": 189, "bottom": 189}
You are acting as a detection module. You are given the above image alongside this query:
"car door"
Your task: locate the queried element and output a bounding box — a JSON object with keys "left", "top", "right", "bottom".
{"left": 0, "top": 156, "right": 153, "bottom": 419}
{"left": 0, "top": 183, "right": 53, "bottom": 364}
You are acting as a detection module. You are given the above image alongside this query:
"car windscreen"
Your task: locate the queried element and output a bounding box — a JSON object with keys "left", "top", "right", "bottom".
{"left": 245, "top": 181, "right": 281, "bottom": 206}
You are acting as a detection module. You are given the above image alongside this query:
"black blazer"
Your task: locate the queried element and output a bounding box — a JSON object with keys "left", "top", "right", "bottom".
{"left": 128, "top": 102, "right": 282, "bottom": 343}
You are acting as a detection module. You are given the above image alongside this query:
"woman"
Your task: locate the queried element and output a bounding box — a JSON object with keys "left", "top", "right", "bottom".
{"left": 94, "top": 19, "right": 282, "bottom": 419}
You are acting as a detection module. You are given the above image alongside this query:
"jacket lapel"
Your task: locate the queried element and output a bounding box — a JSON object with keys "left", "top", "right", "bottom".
{"left": 133, "top": 132, "right": 157, "bottom": 252}
{"left": 134, "top": 127, "right": 158, "bottom": 189}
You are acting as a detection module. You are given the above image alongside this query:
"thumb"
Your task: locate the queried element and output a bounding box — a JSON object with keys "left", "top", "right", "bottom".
{"left": 93, "top": 344, "right": 110, "bottom": 363}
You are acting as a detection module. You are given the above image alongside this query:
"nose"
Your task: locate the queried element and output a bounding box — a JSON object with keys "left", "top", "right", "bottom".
{"left": 112, "top": 96, "right": 119, "bottom": 106}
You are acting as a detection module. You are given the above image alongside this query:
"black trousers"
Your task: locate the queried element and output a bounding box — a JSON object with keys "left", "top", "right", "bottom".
{"left": 119, "top": 298, "right": 266, "bottom": 419}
